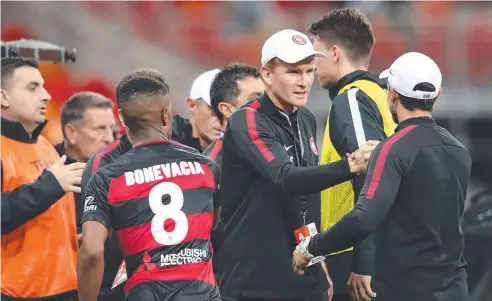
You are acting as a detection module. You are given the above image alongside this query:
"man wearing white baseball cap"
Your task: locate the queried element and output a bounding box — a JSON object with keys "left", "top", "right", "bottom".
{"left": 380, "top": 52, "right": 442, "bottom": 123}
{"left": 172, "top": 68, "right": 223, "bottom": 152}
{"left": 293, "top": 52, "right": 471, "bottom": 301}
{"left": 217, "top": 29, "right": 378, "bottom": 301}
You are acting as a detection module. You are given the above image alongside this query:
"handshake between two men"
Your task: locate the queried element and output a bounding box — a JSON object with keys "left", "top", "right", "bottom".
{"left": 346, "top": 140, "right": 380, "bottom": 174}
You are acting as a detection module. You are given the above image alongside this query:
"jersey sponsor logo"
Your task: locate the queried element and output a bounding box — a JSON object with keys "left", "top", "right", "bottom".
{"left": 159, "top": 248, "right": 209, "bottom": 267}
{"left": 285, "top": 145, "right": 294, "bottom": 152}
{"left": 84, "top": 196, "right": 97, "bottom": 212}
{"left": 292, "top": 35, "right": 307, "bottom": 45}
{"left": 310, "top": 137, "right": 318, "bottom": 155}
{"left": 124, "top": 161, "right": 205, "bottom": 186}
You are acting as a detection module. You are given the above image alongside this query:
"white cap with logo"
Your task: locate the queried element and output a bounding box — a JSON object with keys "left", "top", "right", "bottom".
{"left": 261, "top": 29, "right": 325, "bottom": 66}
{"left": 380, "top": 52, "right": 442, "bottom": 100}
{"left": 189, "top": 68, "right": 221, "bottom": 106}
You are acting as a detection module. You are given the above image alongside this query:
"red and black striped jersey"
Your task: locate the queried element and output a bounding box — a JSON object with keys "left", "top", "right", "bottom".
{"left": 81, "top": 139, "right": 220, "bottom": 300}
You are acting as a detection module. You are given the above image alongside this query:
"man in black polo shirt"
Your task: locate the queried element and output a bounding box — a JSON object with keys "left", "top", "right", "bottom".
{"left": 217, "top": 29, "right": 377, "bottom": 301}
{"left": 293, "top": 52, "right": 471, "bottom": 301}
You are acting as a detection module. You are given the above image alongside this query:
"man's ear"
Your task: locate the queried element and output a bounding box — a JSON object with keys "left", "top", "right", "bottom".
{"left": 434, "top": 87, "right": 443, "bottom": 103}
{"left": 387, "top": 87, "right": 400, "bottom": 109}
{"left": 161, "top": 106, "right": 173, "bottom": 127}
{"left": 64, "top": 123, "right": 78, "bottom": 145}
{"left": 218, "top": 102, "right": 233, "bottom": 120}
{"left": 331, "top": 45, "right": 341, "bottom": 64}
{"left": 1, "top": 89, "right": 10, "bottom": 108}
{"left": 186, "top": 97, "right": 196, "bottom": 112}
{"left": 260, "top": 65, "right": 273, "bottom": 87}
{"left": 118, "top": 109, "right": 126, "bottom": 128}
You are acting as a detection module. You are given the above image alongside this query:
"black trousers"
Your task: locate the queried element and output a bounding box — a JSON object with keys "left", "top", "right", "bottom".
{"left": 238, "top": 291, "right": 328, "bottom": 301}
{"left": 325, "top": 251, "right": 353, "bottom": 300}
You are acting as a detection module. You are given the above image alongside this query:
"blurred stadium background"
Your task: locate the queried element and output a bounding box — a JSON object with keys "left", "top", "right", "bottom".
{"left": 1, "top": 1, "right": 491, "bottom": 298}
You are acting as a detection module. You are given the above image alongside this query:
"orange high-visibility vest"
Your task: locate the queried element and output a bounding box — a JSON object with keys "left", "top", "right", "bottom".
{"left": 1, "top": 121, "right": 78, "bottom": 299}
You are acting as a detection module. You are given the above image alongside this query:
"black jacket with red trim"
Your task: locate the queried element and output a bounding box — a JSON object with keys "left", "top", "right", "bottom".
{"left": 202, "top": 134, "right": 224, "bottom": 170}
{"left": 202, "top": 135, "right": 225, "bottom": 274}
{"left": 216, "top": 93, "right": 356, "bottom": 299}
{"left": 309, "top": 117, "right": 471, "bottom": 301}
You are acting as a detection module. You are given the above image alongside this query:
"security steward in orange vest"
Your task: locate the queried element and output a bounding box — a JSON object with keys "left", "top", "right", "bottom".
{"left": 1, "top": 58, "right": 85, "bottom": 301}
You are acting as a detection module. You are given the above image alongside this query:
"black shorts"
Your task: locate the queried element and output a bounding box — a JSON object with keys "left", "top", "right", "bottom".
{"left": 125, "top": 280, "right": 221, "bottom": 301}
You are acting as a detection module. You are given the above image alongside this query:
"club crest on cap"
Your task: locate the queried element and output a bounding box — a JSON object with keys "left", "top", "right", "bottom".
{"left": 292, "top": 35, "right": 307, "bottom": 45}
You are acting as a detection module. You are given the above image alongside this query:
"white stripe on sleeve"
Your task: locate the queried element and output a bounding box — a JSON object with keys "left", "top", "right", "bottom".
{"left": 347, "top": 88, "right": 367, "bottom": 147}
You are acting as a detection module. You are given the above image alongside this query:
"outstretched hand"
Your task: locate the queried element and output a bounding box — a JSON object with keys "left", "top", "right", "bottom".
{"left": 292, "top": 244, "right": 310, "bottom": 275}
{"left": 347, "top": 141, "right": 379, "bottom": 174}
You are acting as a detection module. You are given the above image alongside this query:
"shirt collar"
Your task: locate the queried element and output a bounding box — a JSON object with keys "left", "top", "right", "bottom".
{"left": 259, "top": 92, "right": 297, "bottom": 127}
{"left": 54, "top": 142, "right": 78, "bottom": 164}
{"left": 1, "top": 117, "right": 47, "bottom": 144}
{"left": 396, "top": 116, "right": 436, "bottom": 132}
{"left": 328, "top": 70, "right": 368, "bottom": 99}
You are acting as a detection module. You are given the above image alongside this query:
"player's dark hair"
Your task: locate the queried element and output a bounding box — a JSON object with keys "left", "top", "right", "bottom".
{"left": 1, "top": 57, "right": 39, "bottom": 89}
{"left": 210, "top": 63, "right": 260, "bottom": 122}
{"left": 309, "top": 8, "right": 375, "bottom": 65}
{"left": 116, "top": 68, "right": 170, "bottom": 99}
{"left": 116, "top": 75, "right": 170, "bottom": 131}
{"left": 117, "top": 76, "right": 169, "bottom": 106}
{"left": 397, "top": 82, "right": 437, "bottom": 112}
{"left": 61, "top": 91, "right": 113, "bottom": 139}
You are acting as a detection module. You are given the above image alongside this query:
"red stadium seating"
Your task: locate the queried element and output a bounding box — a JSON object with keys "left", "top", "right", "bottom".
{"left": 414, "top": 2, "right": 454, "bottom": 20}
{"left": 416, "top": 25, "right": 449, "bottom": 77}
{"left": 2, "top": 3, "right": 490, "bottom": 146}
{"left": 369, "top": 17, "right": 406, "bottom": 72}
{"left": 466, "top": 19, "right": 492, "bottom": 81}
{"left": 1, "top": 25, "right": 33, "bottom": 41}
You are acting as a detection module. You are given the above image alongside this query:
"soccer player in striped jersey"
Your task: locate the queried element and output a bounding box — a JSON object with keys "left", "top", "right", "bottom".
{"left": 78, "top": 74, "right": 221, "bottom": 301}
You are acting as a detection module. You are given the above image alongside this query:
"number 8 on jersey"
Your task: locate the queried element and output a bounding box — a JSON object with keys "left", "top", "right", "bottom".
{"left": 149, "top": 182, "right": 189, "bottom": 245}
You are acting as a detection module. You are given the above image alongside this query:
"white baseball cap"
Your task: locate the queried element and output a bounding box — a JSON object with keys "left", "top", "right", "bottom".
{"left": 261, "top": 29, "right": 325, "bottom": 66}
{"left": 380, "top": 52, "right": 442, "bottom": 100}
{"left": 189, "top": 68, "right": 221, "bottom": 105}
